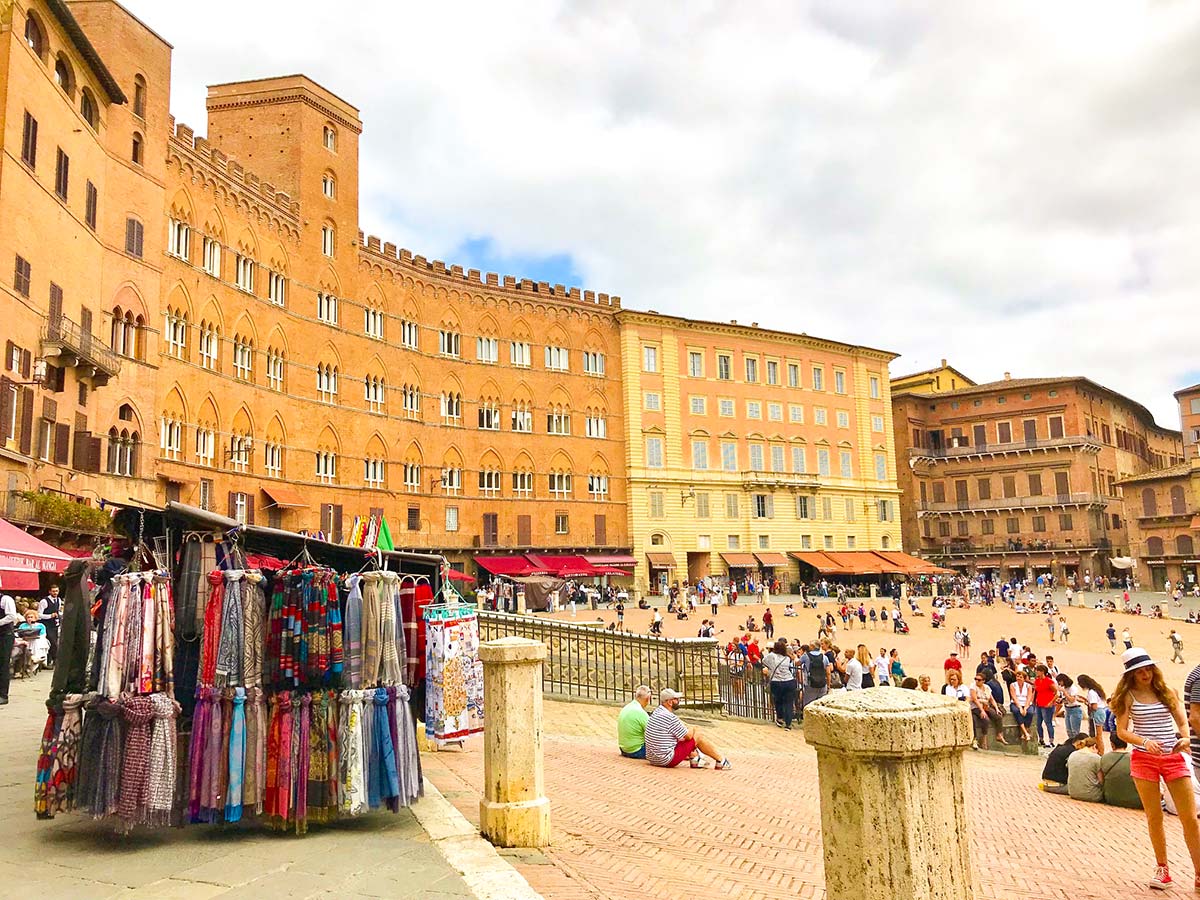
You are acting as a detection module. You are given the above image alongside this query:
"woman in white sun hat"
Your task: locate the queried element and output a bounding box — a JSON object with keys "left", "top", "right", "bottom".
{"left": 1111, "top": 646, "right": 1200, "bottom": 891}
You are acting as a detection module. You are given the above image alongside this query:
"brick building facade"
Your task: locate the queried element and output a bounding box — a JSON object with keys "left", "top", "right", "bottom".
{"left": 892, "top": 369, "right": 1183, "bottom": 583}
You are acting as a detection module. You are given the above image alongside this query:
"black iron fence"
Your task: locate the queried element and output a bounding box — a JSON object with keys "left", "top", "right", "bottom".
{"left": 716, "top": 660, "right": 776, "bottom": 721}
{"left": 477, "top": 611, "right": 721, "bottom": 708}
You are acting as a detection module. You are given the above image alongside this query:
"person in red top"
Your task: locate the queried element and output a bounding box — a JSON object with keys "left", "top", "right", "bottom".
{"left": 747, "top": 638, "right": 762, "bottom": 666}
{"left": 1033, "top": 663, "right": 1059, "bottom": 747}
{"left": 943, "top": 651, "right": 963, "bottom": 677}
{"left": 763, "top": 607, "right": 774, "bottom": 639}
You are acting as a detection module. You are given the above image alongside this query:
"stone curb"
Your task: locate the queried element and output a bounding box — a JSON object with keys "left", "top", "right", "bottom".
{"left": 412, "top": 776, "right": 546, "bottom": 900}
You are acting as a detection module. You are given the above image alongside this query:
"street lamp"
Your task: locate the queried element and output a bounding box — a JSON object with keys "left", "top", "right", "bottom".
{"left": 680, "top": 486, "right": 696, "bottom": 506}
{"left": 13, "top": 357, "right": 48, "bottom": 386}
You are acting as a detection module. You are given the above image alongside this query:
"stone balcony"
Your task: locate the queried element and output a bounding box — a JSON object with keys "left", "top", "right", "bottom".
{"left": 908, "top": 434, "right": 1102, "bottom": 464}
{"left": 40, "top": 315, "right": 121, "bottom": 386}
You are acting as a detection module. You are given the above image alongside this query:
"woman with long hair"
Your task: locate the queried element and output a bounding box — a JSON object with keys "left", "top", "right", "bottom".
{"left": 760, "top": 638, "right": 798, "bottom": 729}
{"left": 1056, "top": 673, "right": 1084, "bottom": 739}
{"left": 1077, "top": 673, "right": 1109, "bottom": 754}
{"left": 856, "top": 644, "right": 874, "bottom": 688}
{"left": 1111, "top": 647, "right": 1200, "bottom": 890}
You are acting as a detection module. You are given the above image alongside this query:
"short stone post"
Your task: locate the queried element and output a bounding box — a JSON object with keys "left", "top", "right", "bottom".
{"left": 869, "top": 583, "right": 878, "bottom": 599}
{"left": 804, "top": 689, "right": 976, "bottom": 900}
{"left": 478, "top": 637, "right": 551, "bottom": 848}
{"left": 900, "top": 582, "right": 909, "bottom": 600}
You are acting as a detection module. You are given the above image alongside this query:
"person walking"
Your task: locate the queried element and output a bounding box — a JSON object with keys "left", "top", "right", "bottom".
{"left": 1171, "top": 629, "right": 1185, "bottom": 665}
{"left": 1122, "top": 626, "right": 1134, "bottom": 650}
{"left": 763, "top": 607, "right": 774, "bottom": 640}
{"left": 1078, "top": 673, "right": 1110, "bottom": 754}
{"left": 1058, "top": 617, "right": 1070, "bottom": 643}
{"left": 0, "top": 593, "right": 19, "bottom": 705}
{"left": 761, "top": 638, "right": 798, "bottom": 729}
{"left": 1106, "top": 623, "right": 1118, "bottom": 654}
{"left": 799, "top": 642, "right": 831, "bottom": 720}
{"left": 889, "top": 648, "right": 906, "bottom": 685}
{"left": 1111, "top": 647, "right": 1200, "bottom": 890}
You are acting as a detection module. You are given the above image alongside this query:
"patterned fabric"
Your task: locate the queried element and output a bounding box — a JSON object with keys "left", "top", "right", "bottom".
{"left": 344, "top": 575, "right": 363, "bottom": 689}
{"left": 118, "top": 695, "right": 155, "bottom": 830}
{"left": 425, "top": 611, "right": 485, "bottom": 742}
{"left": 377, "top": 574, "right": 403, "bottom": 686}
{"left": 215, "top": 571, "right": 245, "bottom": 687}
{"left": 407, "top": 582, "right": 434, "bottom": 686}
{"left": 33, "top": 708, "right": 61, "bottom": 819}
{"left": 147, "top": 693, "right": 178, "bottom": 826}
{"left": 241, "top": 572, "right": 266, "bottom": 688}
{"left": 199, "top": 570, "right": 226, "bottom": 687}
{"left": 361, "top": 574, "right": 381, "bottom": 687}
{"left": 77, "top": 696, "right": 124, "bottom": 819}
{"left": 45, "top": 693, "right": 85, "bottom": 815}
{"left": 187, "top": 686, "right": 214, "bottom": 822}
{"left": 225, "top": 688, "right": 246, "bottom": 822}
{"left": 48, "top": 559, "right": 92, "bottom": 707}
{"left": 367, "top": 687, "right": 399, "bottom": 809}
{"left": 337, "top": 690, "right": 367, "bottom": 815}
{"left": 393, "top": 684, "right": 424, "bottom": 805}
{"left": 398, "top": 580, "right": 417, "bottom": 687}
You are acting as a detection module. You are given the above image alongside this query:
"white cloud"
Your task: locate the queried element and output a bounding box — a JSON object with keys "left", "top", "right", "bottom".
{"left": 125, "top": 0, "right": 1200, "bottom": 425}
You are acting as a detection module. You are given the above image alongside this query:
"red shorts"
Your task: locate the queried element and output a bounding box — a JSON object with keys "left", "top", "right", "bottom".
{"left": 1130, "top": 750, "right": 1191, "bottom": 782}
{"left": 667, "top": 738, "right": 698, "bottom": 768}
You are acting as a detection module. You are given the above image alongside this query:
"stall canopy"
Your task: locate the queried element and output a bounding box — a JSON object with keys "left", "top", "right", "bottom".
{"left": 720, "top": 552, "right": 760, "bottom": 569}
{"left": 475, "top": 553, "right": 631, "bottom": 579}
{"left": 509, "top": 575, "right": 565, "bottom": 612}
{"left": 0, "top": 518, "right": 72, "bottom": 592}
{"left": 475, "top": 555, "right": 540, "bottom": 577}
{"left": 790, "top": 549, "right": 953, "bottom": 576}
{"left": 446, "top": 568, "right": 476, "bottom": 584}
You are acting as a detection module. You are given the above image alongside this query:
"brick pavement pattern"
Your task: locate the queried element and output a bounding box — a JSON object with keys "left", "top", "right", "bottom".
{"left": 425, "top": 698, "right": 1199, "bottom": 900}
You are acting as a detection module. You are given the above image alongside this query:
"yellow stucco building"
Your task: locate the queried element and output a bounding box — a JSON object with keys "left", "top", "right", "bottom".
{"left": 617, "top": 310, "right": 901, "bottom": 594}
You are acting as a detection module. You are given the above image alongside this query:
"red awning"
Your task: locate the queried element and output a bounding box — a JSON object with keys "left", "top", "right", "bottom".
{"left": 754, "top": 552, "right": 790, "bottom": 568}
{"left": 447, "top": 569, "right": 477, "bottom": 584}
{"left": 790, "top": 551, "right": 852, "bottom": 574}
{"left": 646, "top": 552, "right": 676, "bottom": 568}
{"left": 590, "top": 565, "right": 632, "bottom": 576}
{"left": 0, "top": 567, "right": 41, "bottom": 591}
{"left": 475, "top": 555, "right": 538, "bottom": 577}
{"left": 823, "top": 552, "right": 888, "bottom": 575}
{"left": 583, "top": 553, "right": 637, "bottom": 567}
{"left": 261, "top": 486, "right": 309, "bottom": 508}
{"left": 525, "top": 554, "right": 596, "bottom": 576}
{"left": 0, "top": 518, "right": 72, "bottom": 574}
{"left": 720, "top": 552, "right": 760, "bottom": 569}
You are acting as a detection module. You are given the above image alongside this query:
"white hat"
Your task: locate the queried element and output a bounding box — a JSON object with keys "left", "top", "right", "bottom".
{"left": 1121, "top": 647, "right": 1156, "bottom": 673}
{"left": 660, "top": 688, "right": 684, "bottom": 703}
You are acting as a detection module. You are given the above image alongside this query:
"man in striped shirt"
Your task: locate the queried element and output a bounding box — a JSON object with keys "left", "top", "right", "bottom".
{"left": 643, "top": 689, "right": 731, "bottom": 770}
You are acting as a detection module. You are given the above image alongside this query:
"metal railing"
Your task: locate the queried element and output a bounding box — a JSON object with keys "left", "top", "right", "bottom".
{"left": 918, "top": 492, "right": 1106, "bottom": 514}
{"left": 717, "top": 661, "right": 777, "bottom": 722}
{"left": 477, "top": 611, "right": 721, "bottom": 708}
{"left": 739, "top": 470, "right": 821, "bottom": 489}
{"left": 925, "top": 537, "right": 1111, "bottom": 557}
{"left": 40, "top": 315, "right": 121, "bottom": 377}
{"left": 909, "top": 435, "right": 1101, "bottom": 460}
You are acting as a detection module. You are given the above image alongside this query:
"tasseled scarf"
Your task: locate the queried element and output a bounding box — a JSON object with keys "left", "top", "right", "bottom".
{"left": 146, "top": 693, "right": 179, "bottom": 826}
{"left": 344, "top": 575, "right": 363, "bottom": 689}
{"left": 117, "top": 694, "right": 155, "bottom": 831}
{"left": 77, "top": 695, "right": 124, "bottom": 819}
{"left": 214, "top": 570, "right": 245, "bottom": 687}
{"left": 224, "top": 687, "right": 247, "bottom": 823}
{"left": 337, "top": 689, "right": 367, "bottom": 816}
{"left": 199, "top": 570, "right": 226, "bottom": 687}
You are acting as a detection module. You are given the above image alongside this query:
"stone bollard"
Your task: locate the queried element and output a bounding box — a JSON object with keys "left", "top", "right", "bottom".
{"left": 804, "top": 689, "right": 976, "bottom": 900}
{"left": 869, "top": 583, "right": 878, "bottom": 599}
{"left": 478, "top": 637, "right": 551, "bottom": 848}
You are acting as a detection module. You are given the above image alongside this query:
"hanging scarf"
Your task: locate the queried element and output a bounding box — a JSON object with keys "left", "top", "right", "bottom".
{"left": 344, "top": 575, "right": 364, "bottom": 689}
{"left": 264, "top": 693, "right": 283, "bottom": 819}
{"left": 174, "top": 537, "right": 205, "bottom": 721}
{"left": 264, "top": 579, "right": 286, "bottom": 691}
{"left": 398, "top": 579, "right": 418, "bottom": 687}
{"left": 122, "top": 576, "right": 144, "bottom": 694}
{"left": 406, "top": 582, "right": 434, "bottom": 687}
{"left": 118, "top": 694, "right": 155, "bottom": 830}
{"left": 367, "top": 687, "right": 399, "bottom": 809}
{"left": 217, "top": 690, "right": 233, "bottom": 817}
{"left": 48, "top": 560, "right": 92, "bottom": 707}
{"left": 77, "top": 695, "right": 124, "bottom": 819}
{"left": 215, "top": 570, "right": 245, "bottom": 687}
{"left": 242, "top": 572, "right": 267, "bottom": 688}
{"left": 45, "top": 693, "right": 85, "bottom": 815}
{"left": 294, "top": 693, "right": 311, "bottom": 833}
{"left": 33, "top": 708, "right": 62, "bottom": 819}
{"left": 361, "top": 573, "right": 382, "bottom": 687}
{"left": 306, "top": 691, "right": 334, "bottom": 824}
{"left": 199, "top": 570, "right": 226, "bottom": 686}
{"left": 136, "top": 573, "right": 158, "bottom": 693}
{"left": 326, "top": 573, "right": 344, "bottom": 680}
{"left": 384, "top": 685, "right": 401, "bottom": 812}
{"left": 147, "top": 693, "right": 178, "bottom": 826}
{"left": 392, "top": 684, "right": 424, "bottom": 806}
{"left": 225, "top": 688, "right": 246, "bottom": 822}
{"left": 101, "top": 576, "right": 132, "bottom": 699}
{"left": 378, "top": 574, "right": 403, "bottom": 686}
{"left": 152, "top": 573, "right": 175, "bottom": 695}
{"left": 200, "top": 687, "right": 226, "bottom": 821}
{"left": 187, "top": 686, "right": 215, "bottom": 822}
{"left": 337, "top": 689, "right": 367, "bottom": 816}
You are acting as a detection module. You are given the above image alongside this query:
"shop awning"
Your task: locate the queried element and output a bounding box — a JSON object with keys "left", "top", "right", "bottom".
{"left": 0, "top": 567, "right": 41, "bottom": 591}
{"left": 0, "top": 518, "right": 72, "bottom": 574}
{"left": 790, "top": 551, "right": 852, "bottom": 574}
{"left": 261, "top": 486, "right": 309, "bottom": 508}
{"left": 590, "top": 565, "right": 632, "bottom": 576}
{"left": 474, "top": 555, "right": 538, "bottom": 577}
{"left": 646, "top": 552, "right": 676, "bottom": 568}
{"left": 754, "top": 552, "right": 790, "bottom": 567}
{"left": 1192, "top": 516, "right": 1200, "bottom": 530}
{"left": 871, "top": 550, "right": 954, "bottom": 575}
{"left": 525, "top": 554, "right": 593, "bottom": 576}
{"left": 720, "top": 552, "right": 760, "bottom": 569}
{"left": 447, "top": 569, "right": 476, "bottom": 584}
{"left": 583, "top": 553, "right": 637, "bottom": 567}
{"left": 826, "top": 552, "right": 888, "bottom": 574}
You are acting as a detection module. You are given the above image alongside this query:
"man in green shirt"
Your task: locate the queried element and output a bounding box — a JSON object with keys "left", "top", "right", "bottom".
{"left": 1101, "top": 736, "right": 1143, "bottom": 809}
{"left": 618, "top": 685, "right": 652, "bottom": 758}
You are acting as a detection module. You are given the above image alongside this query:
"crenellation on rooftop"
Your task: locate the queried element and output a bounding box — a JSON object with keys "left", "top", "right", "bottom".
{"left": 384, "top": 242, "right": 396, "bottom": 257}
{"left": 367, "top": 235, "right": 381, "bottom": 251}
{"left": 169, "top": 121, "right": 301, "bottom": 219}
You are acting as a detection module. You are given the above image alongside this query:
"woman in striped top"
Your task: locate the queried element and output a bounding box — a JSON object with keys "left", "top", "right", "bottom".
{"left": 1112, "top": 647, "right": 1200, "bottom": 891}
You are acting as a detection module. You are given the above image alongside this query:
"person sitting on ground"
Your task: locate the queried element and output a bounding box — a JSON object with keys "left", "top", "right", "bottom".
{"left": 1067, "top": 736, "right": 1104, "bottom": 803}
{"left": 618, "top": 685, "right": 653, "bottom": 759}
{"left": 1100, "top": 735, "right": 1143, "bottom": 809}
{"left": 644, "top": 688, "right": 731, "bottom": 770}
{"left": 745, "top": 615, "right": 758, "bottom": 633}
{"left": 1040, "top": 733, "right": 1091, "bottom": 794}
{"left": 783, "top": 603, "right": 796, "bottom": 617}
{"left": 969, "top": 671, "right": 1007, "bottom": 749}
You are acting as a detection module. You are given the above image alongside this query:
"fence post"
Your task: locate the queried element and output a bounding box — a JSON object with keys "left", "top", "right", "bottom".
{"left": 804, "top": 689, "right": 976, "bottom": 900}
{"left": 478, "top": 636, "right": 551, "bottom": 848}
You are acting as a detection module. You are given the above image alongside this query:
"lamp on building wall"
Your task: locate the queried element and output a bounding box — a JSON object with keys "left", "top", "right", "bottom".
{"left": 223, "top": 437, "right": 254, "bottom": 465}
{"left": 681, "top": 486, "right": 696, "bottom": 506}
{"left": 13, "top": 358, "right": 48, "bottom": 387}
{"left": 430, "top": 471, "right": 449, "bottom": 491}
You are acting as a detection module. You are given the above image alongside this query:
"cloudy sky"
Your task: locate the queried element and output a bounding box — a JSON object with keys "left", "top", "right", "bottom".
{"left": 124, "top": 0, "right": 1200, "bottom": 426}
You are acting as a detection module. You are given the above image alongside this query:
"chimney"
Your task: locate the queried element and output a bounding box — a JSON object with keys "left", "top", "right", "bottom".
{"left": 1003, "top": 372, "right": 1011, "bottom": 381}
{"left": 941, "top": 358, "right": 947, "bottom": 367}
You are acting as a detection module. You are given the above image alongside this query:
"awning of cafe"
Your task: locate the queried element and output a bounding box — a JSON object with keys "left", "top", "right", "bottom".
{"left": 261, "top": 486, "right": 309, "bottom": 508}
{"left": 646, "top": 552, "right": 677, "bottom": 569}
{"left": 0, "top": 567, "right": 41, "bottom": 591}
{"left": 583, "top": 553, "right": 636, "bottom": 567}
{"left": 0, "top": 517, "right": 72, "bottom": 575}
{"left": 720, "top": 552, "right": 760, "bottom": 569}
{"left": 753, "top": 552, "right": 790, "bottom": 568}
{"left": 789, "top": 551, "right": 852, "bottom": 574}
{"left": 474, "top": 555, "right": 539, "bottom": 577}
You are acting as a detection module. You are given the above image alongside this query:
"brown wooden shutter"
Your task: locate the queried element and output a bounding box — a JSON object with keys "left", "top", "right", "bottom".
{"left": 42, "top": 397, "right": 56, "bottom": 421}
{"left": 228, "top": 491, "right": 237, "bottom": 518}
{"left": 72, "top": 432, "right": 89, "bottom": 470}
{"left": 332, "top": 504, "right": 343, "bottom": 543}
{"left": 20, "top": 348, "right": 31, "bottom": 379}
{"left": 18, "top": 387, "right": 33, "bottom": 455}
{"left": 85, "top": 434, "right": 102, "bottom": 473}
{"left": 517, "top": 514, "right": 531, "bottom": 546}
{"left": 3, "top": 341, "right": 12, "bottom": 372}
{"left": 48, "top": 283, "right": 63, "bottom": 337}
{"left": 246, "top": 493, "right": 255, "bottom": 525}
{"left": 0, "top": 378, "right": 13, "bottom": 442}
{"left": 53, "top": 423, "right": 70, "bottom": 464}
{"left": 594, "top": 514, "right": 606, "bottom": 545}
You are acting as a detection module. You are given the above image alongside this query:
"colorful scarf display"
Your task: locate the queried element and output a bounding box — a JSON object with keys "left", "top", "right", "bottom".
{"left": 265, "top": 568, "right": 344, "bottom": 692}
{"left": 424, "top": 608, "right": 485, "bottom": 743}
{"left": 76, "top": 695, "right": 124, "bottom": 819}
{"left": 96, "top": 573, "right": 175, "bottom": 700}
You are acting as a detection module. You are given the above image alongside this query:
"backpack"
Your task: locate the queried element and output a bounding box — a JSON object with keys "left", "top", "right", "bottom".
{"left": 807, "top": 652, "right": 827, "bottom": 689}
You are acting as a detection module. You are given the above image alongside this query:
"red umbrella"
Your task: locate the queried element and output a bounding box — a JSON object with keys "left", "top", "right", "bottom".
{"left": 446, "top": 569, "right": 476, "bottom": 584}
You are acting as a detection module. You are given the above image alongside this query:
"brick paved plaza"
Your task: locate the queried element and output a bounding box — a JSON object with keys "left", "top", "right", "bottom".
{"left": 426, "top": 697, "right": 1189, "bottom": 900}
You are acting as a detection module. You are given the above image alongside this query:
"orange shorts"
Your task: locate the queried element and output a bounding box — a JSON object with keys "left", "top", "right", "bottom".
{"left": 1130, "top": 750, "right": 1191, "bottom": 782}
